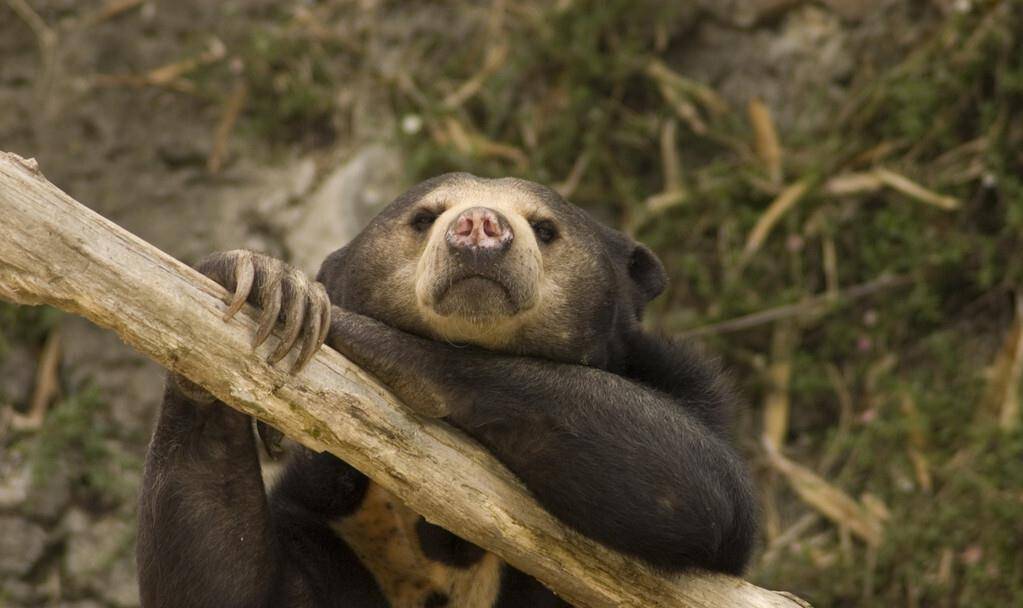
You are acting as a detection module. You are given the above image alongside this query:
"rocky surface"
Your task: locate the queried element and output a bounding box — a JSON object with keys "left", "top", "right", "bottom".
{"left": 0, "top": 3, "right": 402, "bottom": 604}
{"left": 0, "top": 516, "right": 48, "bottom": 577}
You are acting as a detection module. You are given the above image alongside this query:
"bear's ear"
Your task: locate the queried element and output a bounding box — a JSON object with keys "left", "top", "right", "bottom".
{"left": 629, "top": 244, "right": 667, "bottom": 303}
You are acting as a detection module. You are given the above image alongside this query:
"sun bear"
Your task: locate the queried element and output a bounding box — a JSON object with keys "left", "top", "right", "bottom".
{"left": 136, "top": 172, "right": 757, "bottom": 607}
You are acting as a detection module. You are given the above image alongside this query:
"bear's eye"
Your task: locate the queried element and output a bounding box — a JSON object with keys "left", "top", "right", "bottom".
{"left": 410, "top": 210, "right": 438, "bottom": 232}
{"left": 531, "top": 220, "right": 558, "bottom": 244}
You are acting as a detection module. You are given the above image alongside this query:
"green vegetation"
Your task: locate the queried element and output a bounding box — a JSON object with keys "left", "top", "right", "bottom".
{"left": 0, "top": 303, "right": 60, "bottom": 360}
{"left": 0, "top": 302, "right": 138, "bottom": 510}
{"left": 237, "top": 25, "right": 347, "bottom": 146}
{"left": 31, "top": 387, "right": 140, "bottom": 509}
{"left": 371, "top": 2, "right": 1023, "bottom": 605}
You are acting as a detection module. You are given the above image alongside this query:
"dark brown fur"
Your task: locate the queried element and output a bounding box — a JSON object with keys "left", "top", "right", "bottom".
{"left": 137, "top": 173, "right": 757, "bottom": 607}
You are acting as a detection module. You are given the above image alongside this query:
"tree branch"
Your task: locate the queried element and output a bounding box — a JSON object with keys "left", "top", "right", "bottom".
{"left": 0, "top": 151, "right": 810, "bottom": 608}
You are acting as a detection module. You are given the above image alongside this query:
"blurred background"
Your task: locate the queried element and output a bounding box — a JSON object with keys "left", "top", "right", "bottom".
{"left": 1, "top": 0, "right": 1022, "bottom": 606}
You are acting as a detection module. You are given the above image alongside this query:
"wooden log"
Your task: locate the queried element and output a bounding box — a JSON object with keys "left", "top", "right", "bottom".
{"left": 0, "top": 151, "right": 810, "bottom": 608}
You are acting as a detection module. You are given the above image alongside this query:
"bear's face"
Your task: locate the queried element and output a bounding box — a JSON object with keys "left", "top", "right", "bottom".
{"left": 318, "top": 173, "right": 666, "bottom": 366}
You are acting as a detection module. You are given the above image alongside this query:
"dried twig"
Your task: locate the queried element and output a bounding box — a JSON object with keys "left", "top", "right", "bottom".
{"left": 93, "top": 38, "right": 227, "bottom": 93}
{"left": 442, "top": 1, "right": 509, "bottom": 109}
{"left": 823, "top": 169, "right": 961, "bottom": 211}
{"left": 10, "top": 330, "right": 61, "bottom": 431}
{"left": 637, "top": 119, "right": 689, "bottom": 216}
{"left": 6, "top": 0, "right": 56, "bottom": 50}
{"left": 981, "top": 291, "right": 1023, "bottom": 430}
{"left": 554, "top": 151, "right": 591, "bottom": 198}
{"left": 654, "top": 81, "right": 707, "bottom": 135}
{"left": 899, "top": 392, "right": 932, "bottom": 491}
{"left": 873, "top": 168, "right": 960, "bottom": 210}
{"left": 760, "top": 513, "right": 820, "bottom": 567}
{"left": 678, "top": 274, "right": 913, "bottom": 338}
{"left": 817, "top": 364, "right": 854, "bottom": 473}
{"left": 443, "top": 42, "right": 509, "bottom": 108}
{"left": 741, "top": 179, "right": 812, "bottom": 261}
{"left": 659, "top": 118, "right": 683, "bottom": 193}
{"left": 763, "top": 440, "right": 885, "bottom": 547}
{"left": 82, "top": 0, "right": 144, "bottom": 27}
{"left": 207, "top": 82, "right": 248, "bottom": 174}
{"left": 823, "top": 172, "right": 883, "bottom": 196}
{"left": 762, "top": 322, "right": 798, "bottom": 449}
{"left": 748, "top": 98, "right": 783, "bottom": 185}
{"left": 433, "top": 117, "right": 529, "bottom": 170}
{"left": 6, "top": 0, "right": 59, "bottom": 115}
{"left": 645, "top": 60, "right": 729, "bottom": 116}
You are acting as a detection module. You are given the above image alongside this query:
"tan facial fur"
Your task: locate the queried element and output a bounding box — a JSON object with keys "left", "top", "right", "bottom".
{"left": 338, "top": 173, "right": 615, "bottom": 363}
{"left": 327, "top": 172, "right": 617, "bottom": 364}
{"left": 414, "top": 180, "right": 544, "bottom": 343}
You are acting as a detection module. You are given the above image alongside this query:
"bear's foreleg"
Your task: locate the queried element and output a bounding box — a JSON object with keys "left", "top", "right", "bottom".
{"left": 327, "top": 309, "right": 757, "bottom": 575}
{"left": 138, "top": 251, "right": 386, "bottom": 607}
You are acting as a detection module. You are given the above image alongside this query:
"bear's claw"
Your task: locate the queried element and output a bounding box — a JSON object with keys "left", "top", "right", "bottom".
{"left": 222, "top": 250, "right": 254, "bottom": 322}
{"left": 200, "top": 249, "right": 330, "bottom": 373}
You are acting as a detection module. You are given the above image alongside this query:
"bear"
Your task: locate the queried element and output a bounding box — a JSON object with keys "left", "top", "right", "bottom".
{"left": 136, "top": 172, "right": 758, "bottom": 608}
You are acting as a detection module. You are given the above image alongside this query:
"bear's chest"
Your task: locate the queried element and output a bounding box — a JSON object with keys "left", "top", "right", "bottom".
{"left": 332, "top": 482, "right": 503, "bottom": 608}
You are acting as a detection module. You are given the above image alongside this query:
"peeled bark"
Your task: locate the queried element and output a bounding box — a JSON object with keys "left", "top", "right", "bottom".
{"left": 0, "top": 151, "right": 810, "bottom": 608}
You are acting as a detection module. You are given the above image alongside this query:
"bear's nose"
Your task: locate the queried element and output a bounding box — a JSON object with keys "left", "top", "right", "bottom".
{"left": 446, "top": 207, "right": 513, "bottom": 251}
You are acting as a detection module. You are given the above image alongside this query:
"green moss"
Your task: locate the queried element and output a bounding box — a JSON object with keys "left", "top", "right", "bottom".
{"left": 30, "top": 387, "right": 139, "bottom": 507}
{"left": 188, "top": 17, "right": 350, "bottom": 148}
{"left": 0, "top": 303, "right": 61, "bottom": 359}
{"left": 397, "top": 0, "right": 695, "bottom": 222}
{"left": 239, "top": 27, "right": 342, "bottom": 145}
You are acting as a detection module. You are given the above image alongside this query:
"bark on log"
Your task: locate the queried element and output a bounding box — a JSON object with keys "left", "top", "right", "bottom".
{"left": 0, "top": 151, "right": 811, "bottom": 608}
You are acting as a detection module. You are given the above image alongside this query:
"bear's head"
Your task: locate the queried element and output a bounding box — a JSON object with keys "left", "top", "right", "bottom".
{"left": 317, "top": 173, "right": 666, "bottom": 367}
